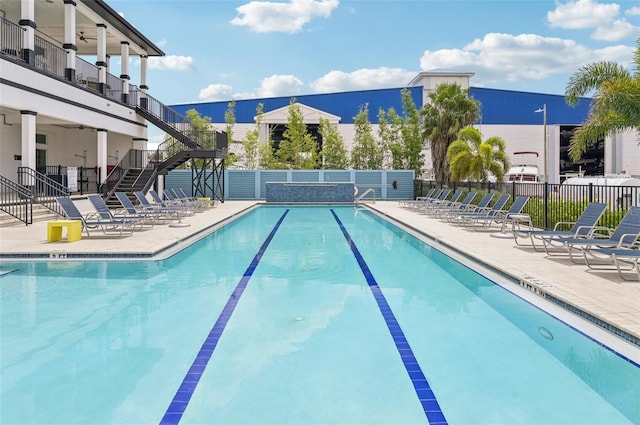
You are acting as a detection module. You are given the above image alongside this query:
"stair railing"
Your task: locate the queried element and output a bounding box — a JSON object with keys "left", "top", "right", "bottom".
{"left": 0, "top": 174, "right": 33, "bottom": 225}
{"left": 99, "top": 148, "right": 158, "bottom": 198}
{"left": 17, "top": 167, "right": 68, "bottom": 216}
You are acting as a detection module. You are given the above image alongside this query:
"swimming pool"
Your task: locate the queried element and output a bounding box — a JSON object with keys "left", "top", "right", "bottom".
{"left": 1, "top": 205, "right": 638, "bottom": 424}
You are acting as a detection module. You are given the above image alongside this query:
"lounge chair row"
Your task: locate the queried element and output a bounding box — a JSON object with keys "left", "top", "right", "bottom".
{"left": 401, "top": 190, "right": 640, "bottom": 281}
{"left": 55, "top": 189, "right": 212, "bottom": 238}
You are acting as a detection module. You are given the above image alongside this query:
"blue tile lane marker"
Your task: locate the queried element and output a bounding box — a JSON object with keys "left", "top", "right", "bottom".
{"left": 330, "top": 209, "right": 448, "bottom": 425}
{"left": 159, "top": 209, "right": 290, "bottom": 425}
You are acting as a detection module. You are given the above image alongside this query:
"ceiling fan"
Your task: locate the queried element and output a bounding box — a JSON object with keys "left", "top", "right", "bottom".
{"left": 52, "top": 123, "right": 93, "bottom": 130}
{"left": 78, "top": 31, "right": 97, "bottom": 43}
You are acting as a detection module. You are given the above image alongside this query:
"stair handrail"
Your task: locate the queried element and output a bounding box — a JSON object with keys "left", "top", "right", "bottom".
{"left": 17, "top": 167, "right": 68, "bottom": 216}
{"left": 138, "top": 93, "right": 203, "bottom": 147}
{"left": 356, "top": 187, "right": 376, "bottom": 204}
{"left": 99, "top": 148, "right": 159, "bottom": 198}
{"left": 0, "top": 174, "right": 33, "bottom": 225}
{"left": 99, "top": 137, "right": 195, "bottom": 199}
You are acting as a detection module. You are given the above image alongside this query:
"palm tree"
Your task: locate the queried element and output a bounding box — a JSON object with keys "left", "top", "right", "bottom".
{"left": 422, "top": 83, "right": 480, "bottom": 181}
{"left": 447, "top": 126, "right": 510, "bottom": 183}
{"left": 564, "top": 37, "right": 640, "bottom": 161}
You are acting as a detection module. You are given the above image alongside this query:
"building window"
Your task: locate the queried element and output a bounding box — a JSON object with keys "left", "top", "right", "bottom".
{"left": 36, "top": 134, "right": 47, "bottom": 145}
{"left": 559, "top": 126, "right": 603, "bottom": 177}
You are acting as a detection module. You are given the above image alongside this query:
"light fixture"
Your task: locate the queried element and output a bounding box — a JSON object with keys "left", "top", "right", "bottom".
{"left": 534, "top": 104, "right": 547, "bottom": 183}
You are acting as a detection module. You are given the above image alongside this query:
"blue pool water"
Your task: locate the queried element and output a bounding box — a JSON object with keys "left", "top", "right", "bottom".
{"left": 1, "top": 205, "right": 639, "bottom": 424}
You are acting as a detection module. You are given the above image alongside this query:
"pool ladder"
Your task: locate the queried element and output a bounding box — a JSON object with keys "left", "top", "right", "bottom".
{"left": 355, "top": 187, "right": 376, "bottom": 204}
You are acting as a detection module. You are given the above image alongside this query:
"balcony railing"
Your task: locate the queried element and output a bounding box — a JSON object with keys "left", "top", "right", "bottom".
{"left": 0, "top": 16, "right": 23, "bottom": 60}
{"left": 1, "top": 15, "right": 139, "bottom": 108}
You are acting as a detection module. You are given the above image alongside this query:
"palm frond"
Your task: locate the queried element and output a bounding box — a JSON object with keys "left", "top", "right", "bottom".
{"left": 565, "top": 62, "right": 631, "bottom": 106}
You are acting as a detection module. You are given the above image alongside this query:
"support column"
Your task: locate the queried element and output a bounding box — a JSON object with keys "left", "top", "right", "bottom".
{"left": 19, "top": 0, "right": 36, "bottom": 65}
{"left": 63, "top": 0, "right": 77, "bottom": 82}
{"left": 96, "top": 24, "right": 107, "bottom": 94}
{"left": 139, "top": 55, "right": 148, "bottom": 109}
{"left": 120, "top": 41, "right": 130, "bottom": 104}
{"left": 21, "top": 111, "right": 37, "bottom": 185}
{"left": 97, "top": 129, "right": 108, "bottom": 183}
{"left": 133, "top": 138, "right": 147, "bottom": 151}
{"left": 156, "top": 175, "right": 164, "bottom": 197}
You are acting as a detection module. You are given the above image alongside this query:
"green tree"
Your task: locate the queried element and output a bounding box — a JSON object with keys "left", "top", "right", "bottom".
{"left": 186, "top": 109, "right": 215, "bottom": 148}
{"left": 564, "top": 37, "right": 640, "bottom": 161}
{"left": 224, "top": 100, "right": 237, "bottom": 168}
{"left": 182, "top": 109, "right": 216, "bottom": 170}
{"left": 319, "top": 117, "right": 349, "bottom": 169}
{"left": 446, "top": 126, "right": 510, "bottom": 183}
{"left": 378, "top": 107, "right": 404, "bottom": 169}
{"left": 277, "top": 99, "right": 318, "bottom": 169}
{"left": 422, "top": 83, "right": 481, "bottom": 181}
{"left": 351, "top": 103, "right": 384, "bottom": 169}
{"left": 243, "top": 102, "right": 263, "bottom": 169}
{"left": 399, "top": 88, "right": 425, "bottom": 175}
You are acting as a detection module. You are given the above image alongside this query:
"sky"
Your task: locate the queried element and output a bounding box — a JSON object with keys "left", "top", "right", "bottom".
{"left": 107, "top": 0, "right": 640, "bottom": 140}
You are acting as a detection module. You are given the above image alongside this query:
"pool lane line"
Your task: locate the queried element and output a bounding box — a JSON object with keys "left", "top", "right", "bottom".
{"left": 159, "top": 209, "right": 290, "bottom": 425}
{"left": 330, "top": 209, "right": 448, "bottom": 425}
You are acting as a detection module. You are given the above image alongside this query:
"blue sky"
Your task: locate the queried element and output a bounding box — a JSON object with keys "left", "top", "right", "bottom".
{"left": 109, "top": 0, "right": 639, "bottom": 107}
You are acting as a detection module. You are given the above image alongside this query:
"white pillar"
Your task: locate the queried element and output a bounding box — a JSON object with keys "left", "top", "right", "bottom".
{"left": 96, "top": 24, "right": 107, "bottom": 90}
{"left": 21, "top": 110, "right": 37, "bottom": 172}
{"left": 132, "top": 138, "right": 147, "bottom": 150}
{"left": 157, "top": 175, "right": 164, "bottom": 197}
{"left": 97, "top": 129, "right": 108, "bottom": 183}
{"left": 120, "top": 41, "right": 130, "bottom": 103}
{"left": 20, "top": 0, "right": 35, "bottom": 64}
{"left": 63, "top": 0, "right": 77, "bottom": 81}
{"left": 140, "top": 55, "right": 148, "bottom": 93}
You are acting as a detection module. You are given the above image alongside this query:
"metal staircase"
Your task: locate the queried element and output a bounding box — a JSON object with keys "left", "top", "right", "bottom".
{"left": 100, "top": 92, "right": 227, "bottom": 206}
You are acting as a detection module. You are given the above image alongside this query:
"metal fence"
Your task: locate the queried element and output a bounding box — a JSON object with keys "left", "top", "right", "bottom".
{"left": 42, "top": 165, "right": 99, "bottom": 195}
{"left": 416, "top": 180, "right": 640, "bottom": 230}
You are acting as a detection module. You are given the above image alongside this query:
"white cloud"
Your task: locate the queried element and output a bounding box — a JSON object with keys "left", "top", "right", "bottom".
{"left": 255, "top": 74, "right": 304, "bottom": 97}
{"left": 156, "top": 38, "right": 167, "bottom": 48}
{"left": 592, "top": 19, "right": 640, "bottom": 41}
{"left": 419, "top": 33, "right": 634, "bottom": 86}
{"left": 546, "top": 0, "right": 639, "bottom": 41}
{"left": 626, "top": 6, "right": 640, "bottom": 16}
{"left": 310, "top": 67, "right": 416, "bottom": 93}
{"left": 147, "top": 55, "right": 195, "bottom": 71}
{"left": 231, "top": 0, "right": 339, "bottom": 33}
{"left": 547, "top": 0, "right": 619, "bottom": 29}
{"left": 199, "top": 84, "right": 235, "bottom": 101}
{"left": 201, "top": 75, "right": 304, "bottom": 101}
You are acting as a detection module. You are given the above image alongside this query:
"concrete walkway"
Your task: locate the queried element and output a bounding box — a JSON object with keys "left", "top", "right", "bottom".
{"left": 1, "top": 200, "right": 638, "bottom": 359}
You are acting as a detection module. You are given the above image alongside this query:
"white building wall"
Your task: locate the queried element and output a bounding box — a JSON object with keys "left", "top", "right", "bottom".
{"left": 0, "top": 124, "right": 22, "bottom": 181}
{"left": 619, "top": 130, "right": 640, "bottom": 176}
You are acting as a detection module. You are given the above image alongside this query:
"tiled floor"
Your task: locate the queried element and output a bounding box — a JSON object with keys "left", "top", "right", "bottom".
{"left": 1, "top": 200, "right": 638, "bottom": 358}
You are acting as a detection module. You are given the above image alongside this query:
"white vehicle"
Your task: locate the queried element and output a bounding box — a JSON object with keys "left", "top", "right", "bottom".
{"left": 506, "top": 151, "right": 541, "bottom": 182}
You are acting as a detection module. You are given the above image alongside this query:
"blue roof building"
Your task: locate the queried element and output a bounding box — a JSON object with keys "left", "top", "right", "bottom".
{"left": 170, "top": 71, "right": 638, "bottom": 181}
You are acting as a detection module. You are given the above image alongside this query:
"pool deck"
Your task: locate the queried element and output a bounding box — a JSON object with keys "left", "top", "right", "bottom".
{"left": 1, "top": 200, "right": 638, "bottom": 355}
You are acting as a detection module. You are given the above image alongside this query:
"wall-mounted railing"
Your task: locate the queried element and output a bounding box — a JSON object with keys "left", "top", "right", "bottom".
{"left": 17, "top": 167, "right": 68, "bottom": 217}
{"left": 0, "top": 175, "right": 33, "bottom": 225}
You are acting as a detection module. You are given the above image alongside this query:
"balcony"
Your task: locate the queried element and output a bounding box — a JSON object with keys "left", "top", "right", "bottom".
{"left": 0, "top": 15, "right": 139, "bottom": 107}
